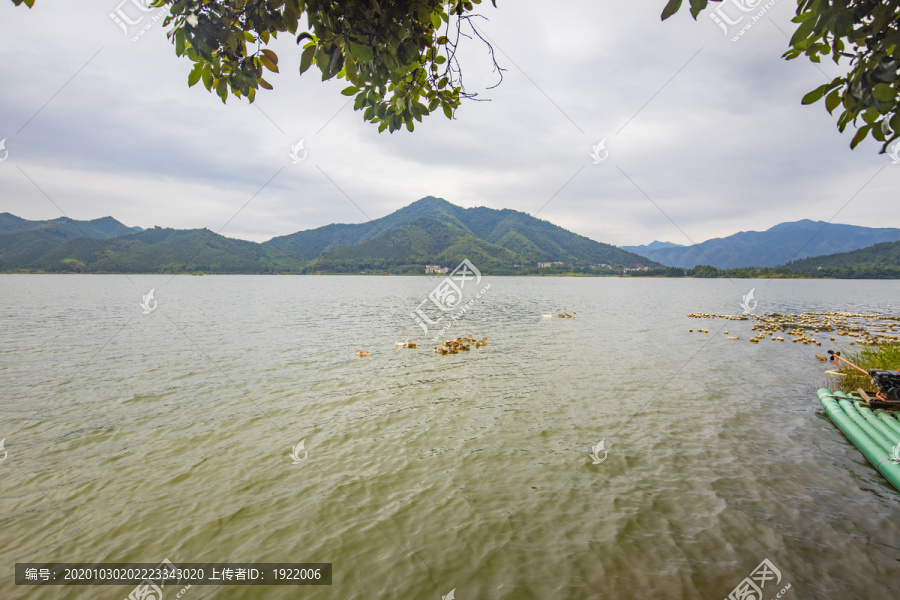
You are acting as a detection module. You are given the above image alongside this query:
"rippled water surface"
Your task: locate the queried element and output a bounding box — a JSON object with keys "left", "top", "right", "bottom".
{"left": 2, "top": 275, "right": 899, "bottom": 600}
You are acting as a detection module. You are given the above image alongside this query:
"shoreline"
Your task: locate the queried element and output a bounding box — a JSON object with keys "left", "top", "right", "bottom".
{"left": 0, "top": 271, "right": 852, "bottom": 279}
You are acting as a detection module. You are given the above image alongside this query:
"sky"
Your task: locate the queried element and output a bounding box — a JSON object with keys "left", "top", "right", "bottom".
{"left": 0, "top": 0, "right": 897, "bottom": 247}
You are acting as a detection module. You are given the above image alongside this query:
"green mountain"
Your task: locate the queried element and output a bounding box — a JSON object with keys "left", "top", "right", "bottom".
{"left": 625, "top": 219, "right": 900, "bottom": 269}
{"left": 0, "top": 212, "right": 35, "bottom": 233}
{"left": 0, "top": 214, "right": 141, "bottom": 270}
{"left": 786, "top": 240, "right": 900, "bottom": 273}
{"left": 0, "top": 213, "right": 139, "bottom": 236}
{"left": 29, "top": 227, "right": 303, "bottom": 273}
{"left": 620, "top": 240, "right": 684, "bottom": 253}
{"left": 306, "top": 214, "right": 521, "bottom": 273}
{"left": 0, "top": 198, "right": 657, "bottom": 274}
{"left": 268, "top": 196, "right": 656, "bottom": 273}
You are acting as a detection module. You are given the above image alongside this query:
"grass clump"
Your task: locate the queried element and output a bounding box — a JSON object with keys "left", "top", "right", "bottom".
{"left": 829, "top": 342, "right": 900, "bottom": 393}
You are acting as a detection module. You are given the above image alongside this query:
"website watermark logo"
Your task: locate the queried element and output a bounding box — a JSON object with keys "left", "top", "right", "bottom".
{"left": 442, "top": 589, "right": 455, "bottom": 600}
{"left": 709, "top": 0, "right": 780, "bottom": 41}
{"left": 410, "top": 259, "right": 491, "bottom": 341}
{"left": 724, "top": 558, "right": 789, "bottom": 600}
{"left": 110, "top": 0, "right": 168, "bottom": 41}
{"left": 0, "top": 138, "right": 8, "bottom": 164}
{"left": 140, "top": 288, "right": 158, "bottom": 314}
{"left": 0, "top": 438, "right": 7, "bottom": 464}
{"left": 124, "top": 558, "right": 186, "bottom": 600}
{"left": 888, "top": 140, "right": 900, "bottom": 165}
{"left": 740, "top": 288, "right": 757, "bottom": 314}
{"left": 289, "top": 139, "right": 307, "bottom": 163}
{"left": 589, "top": 139, "right": 608, "bottom": 164}
{"left": 589, "top": 439, "right": 608, "bottom": 464}
{"left": 884, "top": 441, "right": 900, "bottom": 465}
{"left": 289, "top": 439, "right": 308, "bottom": 465}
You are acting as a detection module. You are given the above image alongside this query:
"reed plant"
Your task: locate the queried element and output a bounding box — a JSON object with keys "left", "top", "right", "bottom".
{"left": 828, "top": 342, "right": 900, "bottom": 393}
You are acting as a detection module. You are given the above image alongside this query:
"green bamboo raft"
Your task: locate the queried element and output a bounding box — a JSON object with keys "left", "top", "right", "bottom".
{"left": 817, "top": 389, "right": 900, "bottom": 492}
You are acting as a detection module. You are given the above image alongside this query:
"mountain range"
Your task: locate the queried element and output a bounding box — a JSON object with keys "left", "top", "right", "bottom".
{"left": 621, "top": 220, "right": 900, "bottom": 269}
{"left": 0, "top": 214, "right": 141, "bottom": 271}
{"left": 786, "top": 240, "right": 900, "bottom": 272}
{"left": 0, "top": 197, "right": 655, "bottom": 274}
{"left": 4, "top": 202, "right": 899, "bottom": 275}
{"left": 620, "top": 240, "right": 684, "bottom": 253}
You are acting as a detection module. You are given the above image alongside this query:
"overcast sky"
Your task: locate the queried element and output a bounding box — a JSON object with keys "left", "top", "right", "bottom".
{"left": 1, "top": 0, "right": 897, "bottom": 247}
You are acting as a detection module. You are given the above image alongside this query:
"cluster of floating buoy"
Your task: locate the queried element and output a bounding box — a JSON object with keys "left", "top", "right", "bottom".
{"left": 542, "top": 312, "right": 576, "bottom": 319}
{"left": 434, "top": 336, "right": 488, "bottom": 354}
{"left": 356, "top": 335, "right": 491, "bottom": 357}
{"left": 688, "top": 311, "right": 900, "bottom": 347}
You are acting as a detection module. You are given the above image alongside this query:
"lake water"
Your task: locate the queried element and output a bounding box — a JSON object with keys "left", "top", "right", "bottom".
{"left": 1, "top": 275, "right": 899, "bottom": 600}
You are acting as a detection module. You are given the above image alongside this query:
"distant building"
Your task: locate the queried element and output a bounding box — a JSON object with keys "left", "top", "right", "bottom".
{"left": 537, "top": 261, "right": 564, "bottom": 268}
{"left": 425, "top": 264, "right": 450, "bottom": 274}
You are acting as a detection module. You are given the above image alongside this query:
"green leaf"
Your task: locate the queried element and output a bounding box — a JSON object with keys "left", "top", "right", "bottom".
{"left": 188, "top": 67, "right": 201, "bottom": 87}
{"left": 833, "top": 12, "right": 853, "bottom": 37}
{"left": 660, "top": 0, "right": 682, "bottom": 21}
{"left": 325, "top": 50, "right": 343, "bottom": 80}
{"left": 850, "top": 124, "right": 870, "bottom": 149}
{"left": 299, "top": 46, "right": 316, "bottom": 74}
{"left": 261, "top": 49, "right": 279, "bottom": 66}
{"left": 349, "top": 43, "right": 373, "bottom": 62}
{"left": 260, "top": 54, "right": 279, "bottom": 73}
{"left": 801, "top": 84, "right": 829, "bottom": 105}
{"left": 790, "top": 18, "right": 817, "bottom": 47}
{"left": 872, "top": 83, "right": 896, "bottom": 102}
{"left": 341, "top": 85, "right": 358, "bottom": 96}
{"left": 688, "top": 0, "right": 708, "bottom": 19}
{"left": 443, "top": 105, "right": 453, "bottom": 119}
{"left": 825, "top": 89, "right": 841, "bottom": 114}
{"left": 216, "top": 79, "right": 228, "bottom": 102}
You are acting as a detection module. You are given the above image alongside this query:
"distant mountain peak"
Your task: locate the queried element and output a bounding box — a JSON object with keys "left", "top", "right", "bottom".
{"left": 409, "top": 195, "right": 451, "bottom": 206}
{"left": 264, "top": 196, "right": 656, "bottom": 272}
{"left": 621, "top": 240, "right": 685, "bottom": 252}
{"left": 0, "top": 199, "right": 656, "bottom": 273}
{"left": 626, "top": 220, "right": 900, "bottom": 269}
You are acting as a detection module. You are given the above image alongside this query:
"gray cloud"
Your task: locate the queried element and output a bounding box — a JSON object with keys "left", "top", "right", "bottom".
{"left": 1, "top": 0, "right": 896, "bottom": 247}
